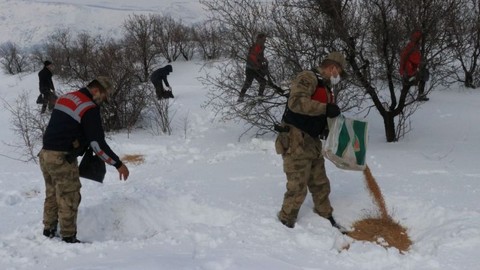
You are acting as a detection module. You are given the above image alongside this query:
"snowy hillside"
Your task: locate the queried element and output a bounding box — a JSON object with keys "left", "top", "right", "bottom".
{"left": 1, "top": 1, "right": 480, "bottom": 270}
{"left": 0, "top": 0, "right": 206, "bottom": 46}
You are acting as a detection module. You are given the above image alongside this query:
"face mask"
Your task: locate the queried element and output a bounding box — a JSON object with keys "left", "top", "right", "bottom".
{"left": 93, "top": 91, "right": 105, "bottom": 106}
{"left": 330, "top": 75, "right": 341, "bottom": 85}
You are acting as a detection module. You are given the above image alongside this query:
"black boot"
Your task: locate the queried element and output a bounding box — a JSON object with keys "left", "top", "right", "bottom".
{"left": 62, "top": 235, "right": 82, "bottom": 243}
{"left": 43, "top": 227, "right": 57, "bottom": 238}
{"left": 277, "top": 211, "right": 295, "bottom": 228}
{"left": 327, "top": 216, "right": 348, "bottom": 234}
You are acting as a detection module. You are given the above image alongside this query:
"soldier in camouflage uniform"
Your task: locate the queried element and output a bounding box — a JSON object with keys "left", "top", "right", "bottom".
{"left": 39, "top": 77, "right": 130, "bottom": 243}
{"left": 275, "top": 52, "right": 346, "bottom": 229}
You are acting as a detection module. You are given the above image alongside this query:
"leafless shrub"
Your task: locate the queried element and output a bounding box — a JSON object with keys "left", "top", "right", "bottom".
{"left": 446, "top": 0, "right": 480, "bottom": 88}
{"left": 1, "top": 92, "right": 48, "bottom": 163}
{"left": 192, "top": 21, "right": 228, "bottom": 60}
{"left": 41, "top": 30, "right": 149, "bottom": 131}
{"left": 0, "top": 42, "right": 31, "bottom": 74}
{"left": 152, "top": 15, "right": 186, "bottom": 62}
{"left": 148, "top": 97, "right": 175, "bottom": 136}
{"left": 123, "top": 14, "right": 159, "bottom": 82}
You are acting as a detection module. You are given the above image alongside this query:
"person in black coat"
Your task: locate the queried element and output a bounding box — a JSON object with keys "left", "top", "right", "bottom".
{"left": 38, "top": 60, "right": 57, "bottom": 113}
{"left": 150, "top": 64, "right": 174, "bottom": 99}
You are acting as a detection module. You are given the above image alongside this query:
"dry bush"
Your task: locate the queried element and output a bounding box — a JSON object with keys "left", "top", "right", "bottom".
{"left": 192, "top": 21, "right": 228, "bottom": 60}
{"left": 0, "top": 42, "right": 31, "bottom": 75}
{"left": 1, "top": 92, "right": 49, "bottom": 163}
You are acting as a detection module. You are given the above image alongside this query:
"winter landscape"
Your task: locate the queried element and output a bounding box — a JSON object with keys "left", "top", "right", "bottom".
{"left": 1, "top": 0, "right": 480, "bottom": 269}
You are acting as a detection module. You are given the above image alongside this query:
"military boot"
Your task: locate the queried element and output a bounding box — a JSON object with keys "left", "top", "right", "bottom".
{"left": 277, "top": 211, "right": 295, "bottom": 228}
{"left": 43, "top": 227, "right": 57, "bottom": 238}
{"left": 62, "top": 234, "right": 82, "bottom": 243}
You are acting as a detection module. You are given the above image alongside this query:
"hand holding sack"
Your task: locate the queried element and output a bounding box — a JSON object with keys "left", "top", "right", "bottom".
{"left": 326, "top": 103, "right": 341, "bottom": 118}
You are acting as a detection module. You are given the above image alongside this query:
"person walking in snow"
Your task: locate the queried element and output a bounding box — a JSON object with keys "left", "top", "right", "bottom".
{"left": 39, "top": 77, "right": 130, "bottom": 243}
{"left": 238, "top": 33, "right": 269, "bottom": 102}
{"left": 150, "top": 64, "right": 174, "bottom": 99}
{"left": 399, "top": 30, "right": 429, "bottom": 101}
{"left": 38, "top": 60, "right": 57, "bottom": 113}
{"left": 275, "top": 52, "right": 345, "bottom": 230}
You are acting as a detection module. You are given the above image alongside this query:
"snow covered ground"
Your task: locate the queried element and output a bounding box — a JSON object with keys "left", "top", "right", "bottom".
{"left": 0, "top": 0, "right": 205, "bottom": 45}
{"left": 1, "top": 1, "right": 480, "bottom": 269}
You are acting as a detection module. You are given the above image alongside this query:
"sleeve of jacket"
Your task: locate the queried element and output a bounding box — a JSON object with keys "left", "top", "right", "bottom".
{"left": 49, "top": 77, "right": 55, "bottom": 91}
{"left": 150, "top": 69, "right": 159, "bottom": 83}
{"left": 288, "top": 70, "right": 327, "bottom": 116}
{"left": 162, "top": 76, "right": 170, "bottom": 87}
{"left": 81, "top": 108, "right": 123, "bottom": 169}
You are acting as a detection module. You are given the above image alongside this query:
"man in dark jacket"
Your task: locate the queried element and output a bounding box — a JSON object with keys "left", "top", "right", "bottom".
{"left": 150, "top": 64, "right": 174, "bottom": 99}
{"left": 238, "top": 33, "right": 268, "bottom": 103}
{"left": 38, "top": 60, "right": 57, "bottom": 113}
{"left": 39, "top": 77, "right": 130, "bottom": 243}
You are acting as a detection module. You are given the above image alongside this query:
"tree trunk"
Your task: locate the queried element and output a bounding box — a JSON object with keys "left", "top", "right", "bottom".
{"left": 383, "top": 111, "right": 397, "bottom": 142}
{"left": 465, "top": 71, "right": 474, "bottom": 88}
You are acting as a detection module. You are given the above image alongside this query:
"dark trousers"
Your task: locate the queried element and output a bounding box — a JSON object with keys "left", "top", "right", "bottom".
{"left": 153, "top": 83, "right": 173, "bottom": 99}
{"left": 41, "top": 91, "right": 56, "bottom": 113}
{"left": 239, "top": 68, "right": 267, "bottom": 98}
{"left": 153, "top": 83, "right": 165, "bottom": 99}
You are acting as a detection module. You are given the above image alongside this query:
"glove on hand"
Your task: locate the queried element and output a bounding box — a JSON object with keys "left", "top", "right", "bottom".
{"left": 326, "top": 103, "right": 341, "bottom": 118}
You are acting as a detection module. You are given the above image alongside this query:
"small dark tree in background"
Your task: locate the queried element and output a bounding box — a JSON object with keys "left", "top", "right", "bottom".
{"left": 192, "top": 21, "right": 228, "bottom": 60}
{"left": 152, "top": 15, "right": 184, "bottom": 62}
{"left": 0, "top": 42, "right": 31, "bottom": 74}
{"left": 123, "top": 14, "right": 159, "bottom": 82}
{"left": 1, "top": 92, "right": 49, "bottom": 163}
{"left": 447, "top": 0, "right": 480, "bottom": 88}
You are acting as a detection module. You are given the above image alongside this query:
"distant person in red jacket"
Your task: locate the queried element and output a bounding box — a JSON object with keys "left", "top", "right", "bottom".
{"left": 238, "top": 33, "right": 268, "bottom": 102}
{"left": 400, "top": 31, "right": 429, "bottom": 101}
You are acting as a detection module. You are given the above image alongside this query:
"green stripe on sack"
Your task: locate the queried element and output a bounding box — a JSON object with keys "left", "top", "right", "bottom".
{"left": 336, "top": 121, "right": 350, "bottom": 157}
{"left": 352, "top": 121, "right": 367, "bottom": 165}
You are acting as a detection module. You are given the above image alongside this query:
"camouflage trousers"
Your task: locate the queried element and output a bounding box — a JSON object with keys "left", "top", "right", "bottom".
{"left": 278, "top": 134, "right": 333, "bottom": 224}
{"left": 39, "top": 149, "right": 82, "bottom": 238}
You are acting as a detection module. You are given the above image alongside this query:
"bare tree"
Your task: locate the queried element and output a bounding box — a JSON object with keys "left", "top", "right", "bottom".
{"left": 199, "top": 0, "right": 290, "bottom": 136}
{"left": 41, "top": 30, "right": 149, "bottom": 131}
{"left": 88, "top": 39, "right": 149, "bottom": 131}
{"left": 308, "top": 0, "right": 460, "bottom": 142}
{"left": 200, "top": 0, "right": 362, "bottom": 136}
{"left": 0, "top": 42, "right": 31, "bottom": 74}
{"left": 42, "top": 29, "right": 99, "bottom": 84}
{"left": 192, "top": 21, "right": 228, "bottom": 60}
{"left": 176, "top": 23, "right": 196, "bottom": 61}
{"left": 123, "top": 14, "right": 159, "bottom": 82}
{"left": 147, "top": 92, "right": 175, "bottom": 135}
{"left": 1, "top": 92, "right": 49, "bottom": 163}
{"left": 152, "top": 15, "right": 184, "bottom": 62}
{"left": 447, "top": 0, "right": 480, "bottom": 88}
